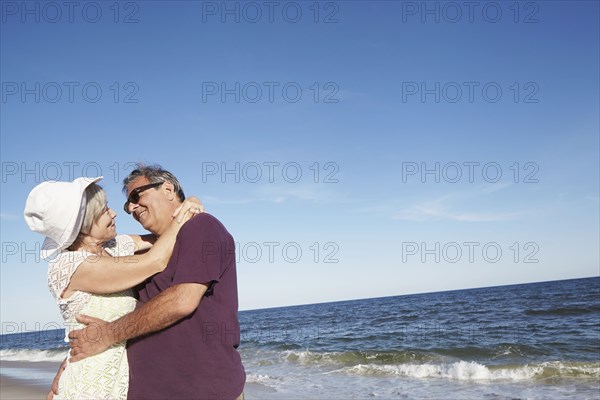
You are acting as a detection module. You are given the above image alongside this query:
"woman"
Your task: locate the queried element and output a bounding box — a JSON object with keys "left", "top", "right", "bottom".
{"left": 24, "top": 176, "right": 202, "bottom": 399}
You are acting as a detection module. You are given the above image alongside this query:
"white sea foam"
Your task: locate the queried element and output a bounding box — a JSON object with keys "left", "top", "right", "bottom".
{"left": 277, "top": 349, "right": 600, "bottom": 383}
{"left": 0, "top": 348, "right": 68, "bottom": 362}
{"left": 246, "top": 373, "right": 281, "bottom": 386}
{"left": 281, "top": 349, "right": 374, "bottom": 369}
{"left": 339, "top": 360, "right": 600, "bottom": 381}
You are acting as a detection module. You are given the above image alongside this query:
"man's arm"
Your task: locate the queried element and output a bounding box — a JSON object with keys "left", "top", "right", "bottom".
{"left": 68, "top": 282, "right": 208, "bottom": 362}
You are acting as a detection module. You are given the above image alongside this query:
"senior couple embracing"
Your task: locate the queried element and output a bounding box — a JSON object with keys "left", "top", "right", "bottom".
{"left": 24, "top": 164, "right": 245, "bottom": 400}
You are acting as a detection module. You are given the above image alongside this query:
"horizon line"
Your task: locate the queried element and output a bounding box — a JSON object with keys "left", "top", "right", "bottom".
{"left": 238, "top": 275, "right": 600, "bottom": 313}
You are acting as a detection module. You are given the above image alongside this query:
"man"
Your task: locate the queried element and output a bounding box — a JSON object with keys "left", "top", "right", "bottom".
{"left": 67, "top": 164, "right": 246, "bottom": 400}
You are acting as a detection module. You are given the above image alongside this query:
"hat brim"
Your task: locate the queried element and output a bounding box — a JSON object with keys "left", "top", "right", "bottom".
{"left": 40, "top": 237, "right": 61, "bottom": 261}
{"left": 37, "top": 176, "right": 104, "bottom": 260}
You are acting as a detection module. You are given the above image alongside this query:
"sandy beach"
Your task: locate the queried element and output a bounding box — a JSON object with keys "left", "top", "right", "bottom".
{"left": 0, "top": 377, "right": 267, "bottom": 400}
{"left": 1, "top": 359, "right": 268, "bottom": 400}
{"left": 1, "top": 375, "right": 48, "bottom": 400}
{"left": 1, "top": 360, "right": 57, "bottom": 399}
{"left": 1, "top": 368, "right": 51, "bottom": 400}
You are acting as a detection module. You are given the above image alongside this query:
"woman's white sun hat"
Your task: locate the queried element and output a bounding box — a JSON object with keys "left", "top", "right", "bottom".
{"left": 24, "top": 176, "right": 103, "bottom": 260}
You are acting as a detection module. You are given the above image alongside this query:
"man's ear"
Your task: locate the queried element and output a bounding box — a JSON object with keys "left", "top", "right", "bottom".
{"left": 163, "top": 181, "right": 176, "bottom": 201}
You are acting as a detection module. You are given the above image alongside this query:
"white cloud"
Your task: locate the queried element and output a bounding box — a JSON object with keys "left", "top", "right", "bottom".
{"left": 203, "top": 184, "right": 348, "bottom": 206}
{"left": 392, "top": 206, "right": 518, "bottom": 222}
{"left": 0, "top": 213, "right": 20, "bottom": 221}
{"left": 360, "top": 185, "right": 523, "bottom": 222}
{"left": 391, "top": 196, "right": 519, "bottom": 222}
{"left": 200, "top": 196, "right": 257, "bottom": 205}
{"left": 479, "top": 182, "right": 513, "bottom": 194}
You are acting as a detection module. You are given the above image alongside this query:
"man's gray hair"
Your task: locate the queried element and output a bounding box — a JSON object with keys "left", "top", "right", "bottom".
{"left": 122, "top": 163, "right": 185, "bottom": 202}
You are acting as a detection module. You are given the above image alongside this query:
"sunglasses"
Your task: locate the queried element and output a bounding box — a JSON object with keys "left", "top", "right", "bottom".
{"left": 123, "top": 182, "right": 163, "bottom": 214}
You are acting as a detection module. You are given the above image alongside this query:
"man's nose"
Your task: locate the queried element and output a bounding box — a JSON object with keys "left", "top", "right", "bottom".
{"left": 128, "top": 202, "right": 139, "bottom": 215}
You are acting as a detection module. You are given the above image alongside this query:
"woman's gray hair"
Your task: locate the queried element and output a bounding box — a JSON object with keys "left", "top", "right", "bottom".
{"left": 67, "top": 183, "right": 107, "bottom": 250}
{"left": 80, "top": 183, "right": 107, "bottom": 234}
{"left": 122, "top": 163, "right": 185, "bottom": 202}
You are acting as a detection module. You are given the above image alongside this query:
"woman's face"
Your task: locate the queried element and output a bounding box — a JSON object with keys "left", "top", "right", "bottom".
{"left": 88, "top": 204, "right": 117, "bottom": 243}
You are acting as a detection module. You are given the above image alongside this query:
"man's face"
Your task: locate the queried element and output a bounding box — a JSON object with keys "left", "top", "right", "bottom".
{"left": 125, "top": 177, "right": 174, "bottom": 235}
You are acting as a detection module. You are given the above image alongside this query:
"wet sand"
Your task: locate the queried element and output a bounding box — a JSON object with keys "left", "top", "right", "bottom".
{"left": 1, "top": 375, "right": 48, "bottom": 399}
{"left": 1, "top": 360, "right": 268, "bottom": 400}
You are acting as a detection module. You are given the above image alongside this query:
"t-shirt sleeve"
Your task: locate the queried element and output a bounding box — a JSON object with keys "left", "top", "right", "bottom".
{"left": 47, "top": 251, "right": 89, "bottom": 301}
{"left": 171, "top": 219, "right": 225, "bottom": 286}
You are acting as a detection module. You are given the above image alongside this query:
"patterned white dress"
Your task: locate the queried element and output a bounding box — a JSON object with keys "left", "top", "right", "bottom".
{"left": 48, "top": 235, "right": 137, "bottom": 400}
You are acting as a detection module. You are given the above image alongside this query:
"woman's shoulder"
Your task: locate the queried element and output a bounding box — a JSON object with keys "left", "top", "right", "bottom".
{"left": 104, "top": 235, "right": 135, "bottom": 257}
{"left": 47, "top": 250, "right": 89, "bottom": 301}
{"left": 48, "top": 249, "right": 88, "bottom": 269}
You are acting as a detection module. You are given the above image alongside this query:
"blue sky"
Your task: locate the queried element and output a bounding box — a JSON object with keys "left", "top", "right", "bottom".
{"left": 1, "top": 1, "right": 598, "bottom": 328}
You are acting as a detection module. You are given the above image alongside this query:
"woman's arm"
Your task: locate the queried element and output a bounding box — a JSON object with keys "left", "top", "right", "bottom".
{"left": 63, "top": 199, "right": 203, "bottom": 297}
{"left": 46, "top": 358, "right": 66, "bottom": 400}
{"left": 63, "top": 218, "right": 184, "bottom": 296}
{"left": 128, "top": 198, "right": 204, "bottom": 253}
{"left": 129, "top": 234, "right": 157, "bottom": 253}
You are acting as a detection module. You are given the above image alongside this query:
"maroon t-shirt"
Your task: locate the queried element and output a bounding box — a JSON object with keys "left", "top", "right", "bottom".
{"left": 127, "top": 213, "right": 246, "bottom": 400}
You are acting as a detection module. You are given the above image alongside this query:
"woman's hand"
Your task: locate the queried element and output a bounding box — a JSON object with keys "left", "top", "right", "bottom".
{"left": 46, "top": 358, "right": 66, "bottom": 400}
{"left": 172, "top": 196, "right": 204, "bottom": 223}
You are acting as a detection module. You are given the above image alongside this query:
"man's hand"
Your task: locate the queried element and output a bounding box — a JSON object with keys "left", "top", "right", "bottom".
{"left": 68, "top": 315, "right": 114, "bottom": 362}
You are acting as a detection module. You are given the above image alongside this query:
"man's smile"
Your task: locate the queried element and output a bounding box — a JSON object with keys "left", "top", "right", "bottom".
{"left": 136, "top": 210, "right": 147, "bottom": 221}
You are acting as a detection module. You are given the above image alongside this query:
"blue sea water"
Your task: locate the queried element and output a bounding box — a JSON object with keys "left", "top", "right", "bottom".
{"left": 2, "top": 277, "right": 599, "bottom": 399}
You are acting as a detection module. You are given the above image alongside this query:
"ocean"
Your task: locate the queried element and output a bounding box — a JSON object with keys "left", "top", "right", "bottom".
{"left": 1, "top": 277, "right": 599, "bottom": 399}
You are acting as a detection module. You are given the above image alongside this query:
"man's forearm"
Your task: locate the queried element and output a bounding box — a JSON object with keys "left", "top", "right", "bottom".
{"left": 106, "top": 283, "right": 205, "bottom": 344}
